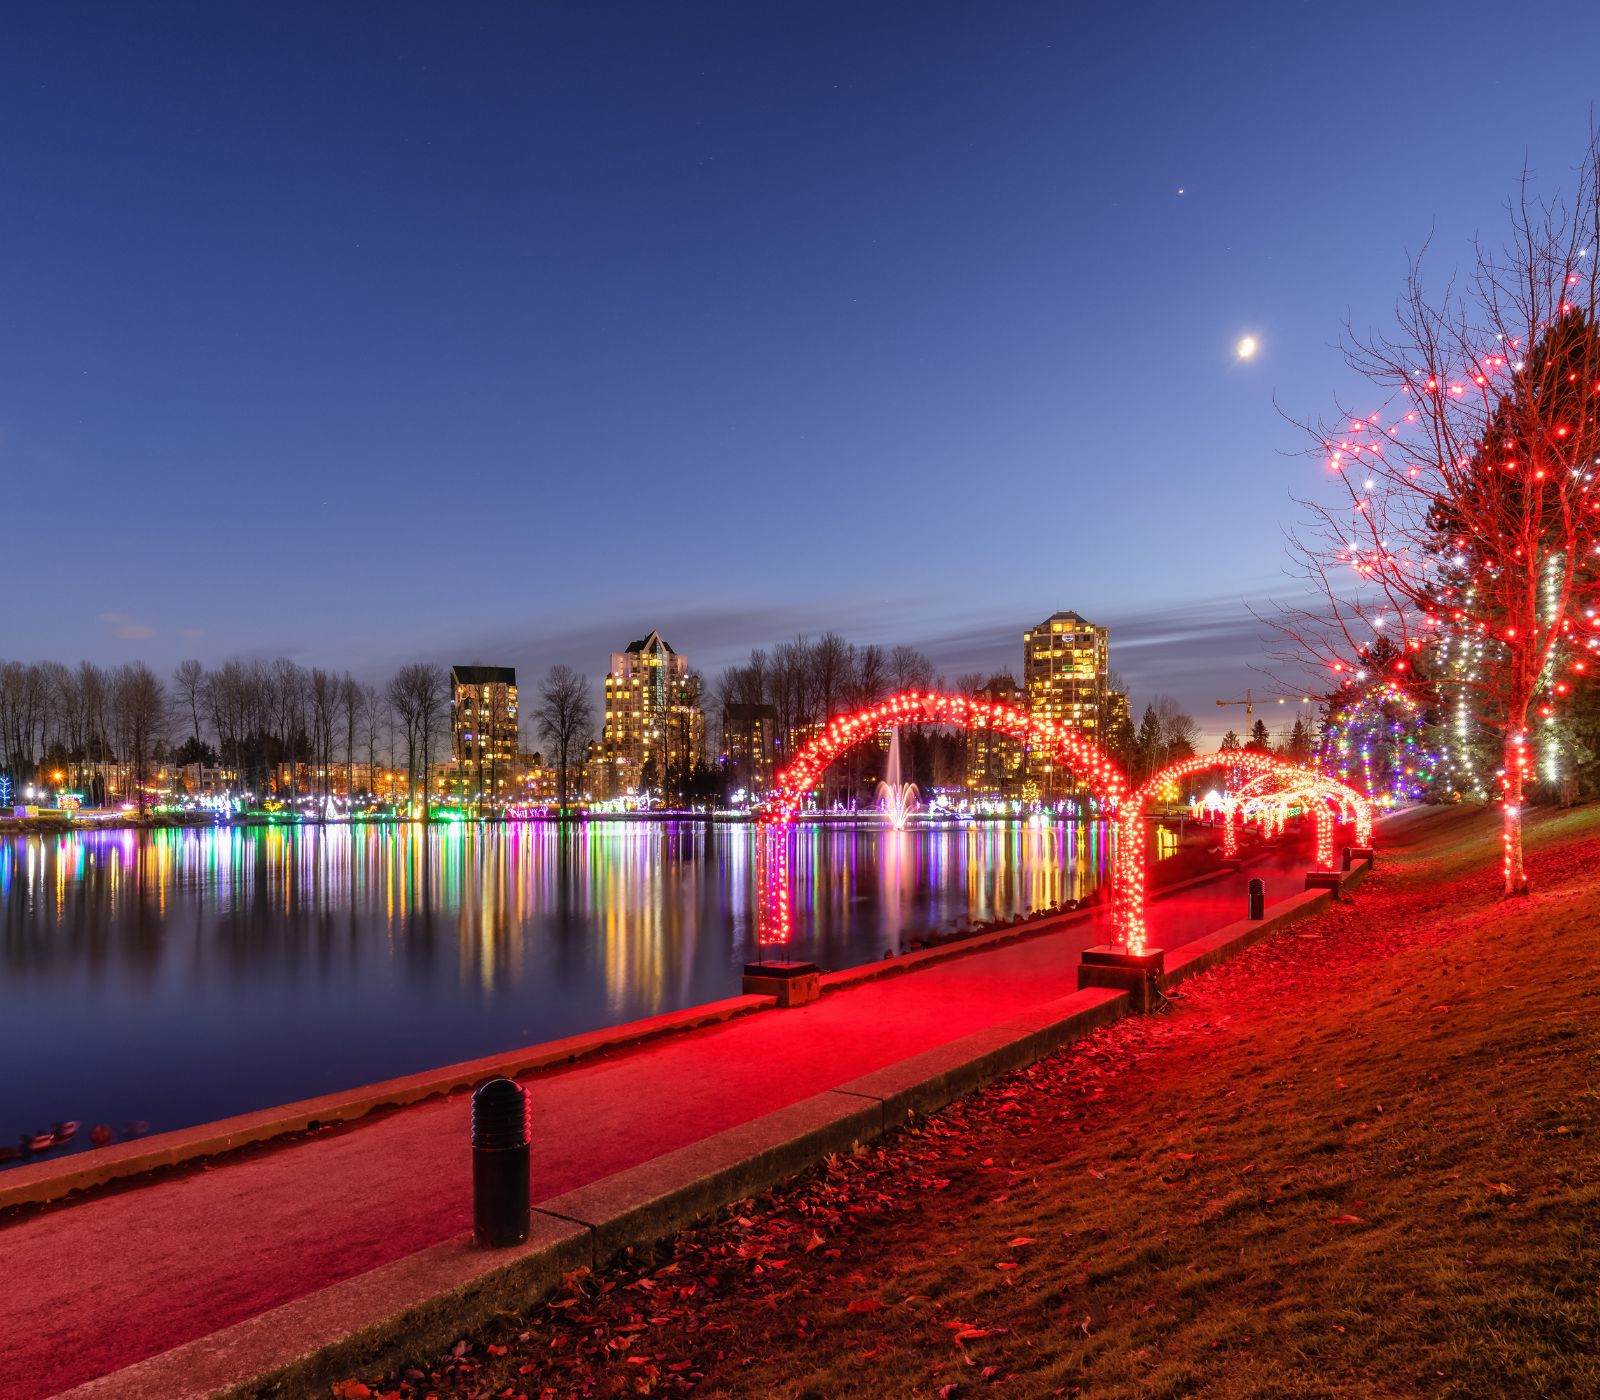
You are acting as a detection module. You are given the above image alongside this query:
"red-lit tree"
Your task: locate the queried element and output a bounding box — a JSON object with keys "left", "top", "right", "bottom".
{"left": 1278, "top": 140, "right": 1600, "bottom": 894}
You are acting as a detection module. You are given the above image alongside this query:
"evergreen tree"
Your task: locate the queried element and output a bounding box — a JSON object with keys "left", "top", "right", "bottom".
{"left": 1135, "top": 705, "right": 1163, "bottom": 782}
{"left": 1283, "top": 716, "right": 1313, "bottom": 764}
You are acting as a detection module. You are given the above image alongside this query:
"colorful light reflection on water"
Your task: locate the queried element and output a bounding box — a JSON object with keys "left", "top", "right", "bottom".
{"left": 0, "top": 819, "right": 1121, "bottom": 1156}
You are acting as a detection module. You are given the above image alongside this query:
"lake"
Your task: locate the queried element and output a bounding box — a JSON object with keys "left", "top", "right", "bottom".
{"left": 0, "top": 817, "right": 1123, "bottom": 1159}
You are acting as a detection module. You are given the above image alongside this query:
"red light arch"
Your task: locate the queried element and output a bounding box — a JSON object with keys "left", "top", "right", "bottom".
{"left": 1116, "top": 752, "right": 1373, "bottom": 948}
{"left": 765, "top": 691, "right": 1128, "bottom": 824}
{"left": 758, "top": 692, "right": 1130, "bottom": 947}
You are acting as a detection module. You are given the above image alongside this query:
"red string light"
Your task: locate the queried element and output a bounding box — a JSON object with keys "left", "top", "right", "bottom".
{"left": 762, "top": 691, "right": 1131, "bottom": 949}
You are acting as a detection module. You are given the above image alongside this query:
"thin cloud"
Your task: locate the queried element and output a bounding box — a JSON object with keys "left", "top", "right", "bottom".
{"left": 97, "top": 612, "right": 156, "bottom": 642}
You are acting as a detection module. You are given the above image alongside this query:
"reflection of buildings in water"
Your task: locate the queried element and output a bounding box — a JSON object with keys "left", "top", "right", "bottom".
{"left": 879, "top": 826, "right": 911, "bottom": 953}
{"left": 592, "top": 823, "right": 687, "bottom": 1018}
{"left": 2, "top": 818, "right": 1124, "bottom": 1010}
{"left": 449, "top": 825, "right": 526, "bottom": 999}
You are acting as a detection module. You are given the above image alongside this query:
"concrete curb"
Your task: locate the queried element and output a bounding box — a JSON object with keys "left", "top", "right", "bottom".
{"left": 1162, "top": 856, "right": 1372, "bottom": 988}
{"left": 57, "top": 861, "right": 1360, "bottom": 1400}
{"left": 59, "top": 1214, "right": 593, "bottom": 1400}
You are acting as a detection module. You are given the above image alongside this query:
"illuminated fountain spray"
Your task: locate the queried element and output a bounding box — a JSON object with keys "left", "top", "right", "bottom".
{"left": 877, "top": 727, "right": 919, "bottom": 831}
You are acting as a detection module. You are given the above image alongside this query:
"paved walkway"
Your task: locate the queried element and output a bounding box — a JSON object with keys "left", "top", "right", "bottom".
{"left": 0, "top": 860, "right": 1306, "bottom": 1399}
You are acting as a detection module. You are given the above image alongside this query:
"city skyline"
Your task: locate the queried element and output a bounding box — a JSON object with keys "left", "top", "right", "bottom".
{"left": 8, "top": 3, "right": 1600, "bottom": 726}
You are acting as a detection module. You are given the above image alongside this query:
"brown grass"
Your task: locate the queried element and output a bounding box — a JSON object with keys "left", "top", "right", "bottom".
{"left": 350, "top": 804, "right": 1600, "bottom": 1400}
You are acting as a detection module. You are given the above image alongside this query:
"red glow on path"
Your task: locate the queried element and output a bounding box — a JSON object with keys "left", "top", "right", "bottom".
{"left": 1119, "top": 754, "right": 1374, "bottom": 946}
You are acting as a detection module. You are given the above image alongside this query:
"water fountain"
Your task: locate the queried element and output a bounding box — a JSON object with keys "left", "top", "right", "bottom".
{"left": 877, "top": 727, "right": 919, "bottom": 831}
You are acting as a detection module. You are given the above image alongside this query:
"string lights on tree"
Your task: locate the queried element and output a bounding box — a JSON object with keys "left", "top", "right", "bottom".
{"left": 1315, "top": 653, "right": 1439, "bottom": 805}
{"left": 1278, "top": 137, "right": 1600, "bottom": 894}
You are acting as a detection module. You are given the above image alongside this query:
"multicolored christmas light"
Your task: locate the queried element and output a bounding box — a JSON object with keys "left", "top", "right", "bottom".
{"left": 1316, "top": 680, "right": 1437, "bottom": 804}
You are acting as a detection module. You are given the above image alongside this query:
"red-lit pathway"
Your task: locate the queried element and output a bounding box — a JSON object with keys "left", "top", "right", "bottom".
{"left": 0, "top": 862, "right": 1306, "bottom": 1399}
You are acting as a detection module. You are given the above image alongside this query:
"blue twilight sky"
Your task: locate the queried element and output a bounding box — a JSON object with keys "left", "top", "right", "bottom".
{"left": 5, "top": 1, "right": 1600, "bottom": 737}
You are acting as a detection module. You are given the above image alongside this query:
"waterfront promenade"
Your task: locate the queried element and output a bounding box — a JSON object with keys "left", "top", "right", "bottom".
{"left": 1, "top": 860, "right": 1309, "bottom": 1399}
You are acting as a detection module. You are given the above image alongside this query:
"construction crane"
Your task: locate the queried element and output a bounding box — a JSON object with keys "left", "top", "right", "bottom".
{"left": 1216, "top": 689, "right": 1314, "bottom": 718}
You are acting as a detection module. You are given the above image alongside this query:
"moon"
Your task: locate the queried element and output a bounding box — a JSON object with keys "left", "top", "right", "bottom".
{"left": 1236, "top": 334, "right": 1259, "bottom": 360}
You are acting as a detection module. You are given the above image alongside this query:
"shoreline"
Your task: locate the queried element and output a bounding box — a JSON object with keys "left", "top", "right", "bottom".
{"left": 0, "top": 840, "right": 1259, "bottom": 1207}
{"left": 0, "top": 807, "right": 1199, "bottom": 837}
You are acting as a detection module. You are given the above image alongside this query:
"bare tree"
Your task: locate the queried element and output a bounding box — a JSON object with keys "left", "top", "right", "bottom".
{"left": 308, "top": 668, "right": 339, "bottom": 809}
{"left": 339, "top": 673, "right": 361, "bottom": 802}
{"left": 387, "top": 663, "right": 445, "bottom": 818}
{"left": 110, "top": 663, "right": 166, "bottom": 814}
{"left": 534, "top": 664, "right": 594, "bottom": 813}
{"left": 848, "top": 643, "right": 889, "bottom": 710}
{"left": 173, "top": 659, "right": 206, "bottom": 758}
{"left": 810, "top": 632, "right": 853, "bottom": 722}
{"left": 79, "top": 662, "right": 111, "bottom": 801}
{"left": 771, "top": 639, "right": 811, "bottom": 756}
{"left": 889, "top": 644, "right": 934, "bottom": 693}
{"left": 1153, "top": 694, "right": 1198, "bottom": 762}
{"left": 359, "top": 682, "right": 387, "bottom": 801}
{"left": 1277, "top": 137, "right": 1600, "bottom": 894}
{"left": 387, "top": 669, "right": 421, "bottom": 809}
{"left": 268, "top": 659, "right": 306, "bottom": 801}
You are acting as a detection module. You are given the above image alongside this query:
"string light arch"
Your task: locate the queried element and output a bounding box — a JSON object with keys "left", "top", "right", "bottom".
{"left": 1119, "top": 753, "right": 1373, "bottom": 948}
{"left": 758, "top": 692, "right": 1130, "bottom": 947}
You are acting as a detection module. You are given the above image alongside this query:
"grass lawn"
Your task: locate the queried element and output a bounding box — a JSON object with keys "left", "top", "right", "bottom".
{"left": 346, "top": 804, "right": 1600, "bottom": 1399}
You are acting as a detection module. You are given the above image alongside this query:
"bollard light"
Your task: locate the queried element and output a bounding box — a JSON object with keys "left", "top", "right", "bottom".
{"left": 472, "top": 1078, "right": 531, "bottom": 1247}
{"left": 1341, "top": 846, "right": 1353, "bottom": 871}
{"left": 1247, "top": 878, "right": 1265, "bottom": 921}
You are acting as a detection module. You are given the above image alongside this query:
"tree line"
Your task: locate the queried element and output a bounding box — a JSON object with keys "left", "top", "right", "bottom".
{"left": 711, "top": 632, "right": 1204, "bottom": 797}
{"left": 1, "top": 637, "right": 1210, "bottom": 814}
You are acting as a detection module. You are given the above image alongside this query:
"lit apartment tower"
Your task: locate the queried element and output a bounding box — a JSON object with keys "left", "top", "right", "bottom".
{"left": 601, "top": 631, "right": 704, "bottom": 797}
{"left": 721, "top": 701, "right": 780, "bottom": 796}
{"left": 966, "top": 674, "right": 1026, "bottom": 798}
{"left": 1023, "top": 611, "right": 1109, "bottom": 789}
{"left": 450, "top": 665, "right": 520, "bottom": 800}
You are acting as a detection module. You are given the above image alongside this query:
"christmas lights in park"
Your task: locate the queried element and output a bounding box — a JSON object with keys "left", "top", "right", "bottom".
{"left": 1120, "top": 753, "right": 1373, "bottom": 947}
{"left": 765, "top": 691, "right": 1129, "bottom": 825}
{"left": 755, "top": 824, "right": 793, "bottom": 948}
{"left": 1282, "top": 193, "right": 1600, "bottom": 895}
{"left": 764, "top": 705, "right": 1374, "bottom": 957}
{"left": 762, "top": 691, "right": 1132, "bottom": 948}
{"left": 1316, "top": 679, "right": 1437, "bottom": 804}
{"left": 1235, "top": 772, "right": 1370, "bottom": 870}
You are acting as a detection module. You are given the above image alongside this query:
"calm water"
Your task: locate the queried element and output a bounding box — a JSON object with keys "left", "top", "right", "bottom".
{"left": 0, "top": 819, "right": 1116, "bottom": 1157}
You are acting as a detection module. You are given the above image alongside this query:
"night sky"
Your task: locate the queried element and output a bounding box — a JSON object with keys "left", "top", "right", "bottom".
{"left": 6, "top": 2, "right": 1599, "bottom": 737}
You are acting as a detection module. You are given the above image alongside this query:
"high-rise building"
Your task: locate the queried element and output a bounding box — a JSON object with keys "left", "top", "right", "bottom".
{"left": 966, "top": 674, "right": 1026, "bottom": 798}
{"left": 1023, "top": 611, "right": 1110, "bottom": 790}
{"left": 449, "top": 665, "right": 520, "bottom": 801}
{"left": 601, "top": 631, "right": 703, "bottom": 797}
{"left": 721, "top": 702, "right": 780, "bottom": 796}
{"left": 1023, "top": 612, "right": 1109, "bottom": 730}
